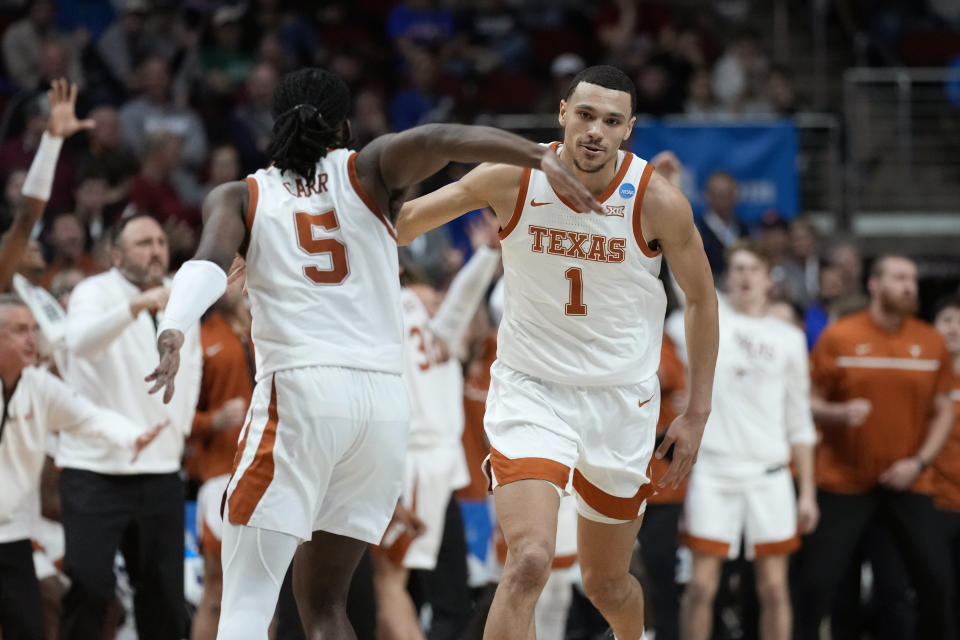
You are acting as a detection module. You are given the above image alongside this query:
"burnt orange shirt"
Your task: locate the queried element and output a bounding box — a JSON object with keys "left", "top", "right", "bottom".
{"left": 457, "top": 333, "right": 497, "bottom": 501}
{"left": 184, "top": 312, "right": 255, "bottom": 482}
{"left": 649, "top": 333, "right": 688, "bottom": 504}
{"left": 932, "top": 370, "right": 960, "bottom": 511}
{"left": 811, "top": 310, "right": 953, "bottom": 494}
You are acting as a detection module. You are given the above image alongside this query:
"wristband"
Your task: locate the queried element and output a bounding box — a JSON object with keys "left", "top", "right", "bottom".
{"left": 21, "top": 132, "right": 64, "bottom": 201}
{"left": 157, "top": 260, "right": 227, "bottom": 334}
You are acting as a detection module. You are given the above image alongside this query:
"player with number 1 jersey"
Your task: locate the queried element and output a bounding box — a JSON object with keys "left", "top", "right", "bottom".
{"left": 397, "top": 65, "right": 719, "bottom": 640}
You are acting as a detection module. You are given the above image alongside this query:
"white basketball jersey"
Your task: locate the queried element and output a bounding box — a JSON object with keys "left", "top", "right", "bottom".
{"left": 400, "top": 287, "right": 466, "bottom": 449}
{"left": 698, "top": 303, "right": 816, "bottom": 475}
{"left": 244, "top": 149, "right": 402, "bottom": 379}
{"left": 497, "top": 143, "right": 666, "bottom": 386}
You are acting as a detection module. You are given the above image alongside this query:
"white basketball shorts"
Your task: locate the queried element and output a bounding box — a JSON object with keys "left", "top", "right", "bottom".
{"left": 483, "top": 360, "right": 659, "bottom": 525}
{"left": 224, "top": 366, "right": 409, "bottom": 544}
{"left": 683, "top": 462, "right": 799, "bottom": 559}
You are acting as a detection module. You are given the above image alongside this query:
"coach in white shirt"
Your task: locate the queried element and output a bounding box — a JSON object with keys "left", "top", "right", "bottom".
{"left": 0, "top": 294, "right": 165, "bottom": 640}
{"left": 59, "top": 214, "right": 201, "bottom": 640}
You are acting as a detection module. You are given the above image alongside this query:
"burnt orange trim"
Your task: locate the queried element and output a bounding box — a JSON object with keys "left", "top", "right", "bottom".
{"left": 348, "top": 152, "right": 397, "bottom": 242}
{"left": 498, "top": 167, "right": 531, "bottom": 240}
{"left": 754, "top": 536, "right": 800, "bottom": 557}
{"left": 683, "top": 533, "right": 731, "bottom": 557}
{"left": 228, "top": 376, "right": 279, "bottom": 525}
{"left": 489, "top": 447, "right": 570, "bottom": 489}
{"left": 549, "top": 143, "right": 634, "bottom": 211}
{"left": 572, "top": 469, "right": 653, "bottom": 521}
{"left": 31, "top": 540, "right": 43, "bottom": 552}
{"left": 632, "top": 163, "right": 660, "bottom": 258}
{"left": 244, "top": 177, "right": 259, "bottom": 231}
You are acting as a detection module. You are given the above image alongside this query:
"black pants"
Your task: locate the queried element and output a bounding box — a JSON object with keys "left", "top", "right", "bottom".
{"left": 793, "top": 488, "right": 954, "bottom": 640}
{"left": 411, "top": 496, "right": 472, "bottom": 640}
{"left": 0, "top": 539, "right": 44, "bottom": 640}
{"left": 937, "top": 507, "right": 960, "bottom": 638}
{"left": 275, "top": 548, "right": 377, "bottom": 640}
{"left": 637, "top": 502, "right": 682, "bottom": 640}
{"left": 59, "top": 469, "right": 185, "bottom": 640}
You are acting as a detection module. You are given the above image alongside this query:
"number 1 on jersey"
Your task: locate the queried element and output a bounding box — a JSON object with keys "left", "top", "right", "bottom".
{"left": 564, "top": 267, "right": 587, "bottom": 316}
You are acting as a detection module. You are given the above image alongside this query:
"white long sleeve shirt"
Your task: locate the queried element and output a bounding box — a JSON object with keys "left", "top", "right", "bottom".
{"left": 58, "top": 268, "right": 201, "bottom": 474}
{"left": 697, "top": 303, "right": 816, "bottom": 477}
{"left": 0, "top": 366, "right": 148, "bottom": 542}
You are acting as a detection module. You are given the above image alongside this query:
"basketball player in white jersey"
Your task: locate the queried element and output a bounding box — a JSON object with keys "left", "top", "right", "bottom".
{"left": 375, "top": 214, "right": 501, "bottom": 640}
{"left": 396, "top": 65, "right": 719, "bottom": 640}
{"left": 143, "top": 67, "right": 598, "bottom": 640}
{"left": 680, "top": 241, "right": 818, "bottom": 640}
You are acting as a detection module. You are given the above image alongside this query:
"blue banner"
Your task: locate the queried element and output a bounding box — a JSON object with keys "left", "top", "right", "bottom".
{"left": 630, "top": 121, "right": 799, "bottom": 227}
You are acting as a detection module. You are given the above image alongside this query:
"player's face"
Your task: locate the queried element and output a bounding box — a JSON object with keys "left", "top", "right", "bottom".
{"left": 114, "top": 217, "right": 169, "bottom": 288}
{"left": 559, "top": 82, "right": 636, "bottom": 174}
{"left": 726, "top": 250, "right": 772, "bottom": 306}
{"left": 0, "top": 306, "right": 39, "bottom": 372}
{"left": 935, "top": 306, "right": 960, "bottom": 355}
{"left": 871, "top": 257, "right": 918, "bottom": 316}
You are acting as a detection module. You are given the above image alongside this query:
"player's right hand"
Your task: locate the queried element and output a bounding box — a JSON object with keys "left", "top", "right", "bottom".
{"left": 655, "top": 410, "right": 707, "bottom": 489}
{"left": 844, "top": 398, "right": 872, "bottom": 427}
{"left": 145, "top": 329, "right": 185, "bottom": 404}
{"left": 540, "top": 150, "right": 603, "bottom": 214}
{"left": 392, "top": 502, "right": 427, "bottom": 541}
{"left": 45, "top": 78, "right": 94, "bottom": 138}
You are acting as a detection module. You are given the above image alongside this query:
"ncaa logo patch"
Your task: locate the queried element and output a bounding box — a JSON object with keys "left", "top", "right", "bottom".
{"left": 619, "top": 183, "right": 636, "bottom": 198}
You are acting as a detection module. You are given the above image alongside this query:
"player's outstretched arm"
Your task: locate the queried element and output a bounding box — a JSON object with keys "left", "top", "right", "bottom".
{"left": 0, "top": 79, "right": 93, "bottom": 289}
{"left": 356, "top": 123, "right": 601, "bottom": 242}
{"left": 146, "top": 181, "right": 249, "bottom": 403}
{"left": 644, "top": 172, "right": 719, "bottom": 488}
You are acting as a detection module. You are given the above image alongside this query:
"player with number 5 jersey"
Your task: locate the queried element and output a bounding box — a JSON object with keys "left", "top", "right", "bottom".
{"left": 397, "top": 66, "right": 719, "bottom": 640}
{"left": 143, "top": 67, "right": 600, "bottom": 640}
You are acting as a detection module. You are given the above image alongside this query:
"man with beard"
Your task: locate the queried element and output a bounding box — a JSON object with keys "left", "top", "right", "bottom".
{"left": 793, "top": 255, "right": 956, "bottom": 640}
{"left": 58, "top": 213, "right": 202, "bottom": 640}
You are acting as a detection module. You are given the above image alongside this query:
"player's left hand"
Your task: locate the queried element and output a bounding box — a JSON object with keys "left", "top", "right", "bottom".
{"left": 145, "top": 329, "right": 185, "bottom": 404}
{"left": 655, "top": 411, "right": 707, "bottom": 489}
{"left": 796, "top": 492, "right": 820, "bottom": 534}
{"left": 879, "top": 457, "right": 924, "bottom": 491}
{"left": 467, "top": 208, "right": 501, "bottom": 251}
{"left": 540, "top": 150, "right": 603, "bottom": 214}
{"left": 392, "top": 502, "right": 427, "bottom": 540}
{"left": 131, "top": 420, "right": 170, "bottom": 463}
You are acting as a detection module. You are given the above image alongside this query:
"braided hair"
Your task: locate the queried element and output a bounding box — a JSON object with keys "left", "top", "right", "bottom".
{"left": 266, "top": 68, "right": 351, "bottom": 184}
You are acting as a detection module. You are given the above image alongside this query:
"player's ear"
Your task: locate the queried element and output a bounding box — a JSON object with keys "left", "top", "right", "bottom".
{"left": 339, "top": 119, "right": 352, "bottom": 147}
{"left": 622, "top": 116, "right": 637, "bottom": 142}
{"left": 558, "top": 100, "right": 567, "bottom": 127}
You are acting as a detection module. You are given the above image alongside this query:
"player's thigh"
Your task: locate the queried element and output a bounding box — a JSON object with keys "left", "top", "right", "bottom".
{"left": 682, "top": 469, "right": 745, "bottom": 560}
{"left": 573, "top": 376, "right": 659, "bottom": 524}
{"left": 577, "top": 513, "right": 644, "bottom": 584}
{"left": 753, "top": 554, "right": 790, "bottom": 593}
{"left": 294, "top": 530, "right": 369, "bottom": 603}
{"left": 744, "top": 469, "right": 799, "bottom": 559}
{"left": 313, "top": 370, "right": 409, "bottom": 545}
{"left": 494, "top": 479, "right": 562, "bottom": 555}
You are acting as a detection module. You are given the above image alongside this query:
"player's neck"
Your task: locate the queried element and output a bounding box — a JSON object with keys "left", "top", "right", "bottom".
{"left": 558, "top": 146, "right": 620, "bottom": 197}
{"left": 869, "top": 300, "right": 907, "bottom": 333}
{"left": 731, "top": 296, "right": 767, "bottom": 318}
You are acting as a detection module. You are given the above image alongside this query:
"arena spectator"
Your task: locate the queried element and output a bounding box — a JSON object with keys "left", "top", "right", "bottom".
{"left": 826, "top": 237, "right": 865, "bottom": 295}
{"left": 67, "top": 165, "right": 112, "bottom": 244}
{"left": 58, "top": 214, "right": 202, "bottom": 640}
{"left": 696, "top": 171, "right": 748, "bottom": 278}
{"left": 777, "top": 217, "right": 820, "bottom": 308}
{"left": 391, "top": 47, "right": 454, "bottom": 131}
{"left": 711, "top": 28, "right": 768, "bottom": 112}
{"left": 75, "top": 105, "right": 138, "bottom": 212}
{"left": 94, "top": 0, "right": 152, "bottom": 95}
{"left": 794, "top": 255, "right": 957, "bottom": 640}
{"left": 1, "top": 0, "right": 84, "bottom": 91}
{"left": 803, "top": 263, "right": 847, "bottom": 349}
{"left": 229, "top": 62, "right": 278, "bottom": 173}
{"left": 119, "top": 56, "right": 208, "bottom": 168}
{"left": 0, "top": 293, "right": 165, "bottom": 640}
{"left": 685, "top": 67, "right": 720, "bottom": 118}
{"left": 350, "top": 88, "right": 392, "bottom": 149}
{"left": 38, "top": 212, "right": 98, "bottom": 290}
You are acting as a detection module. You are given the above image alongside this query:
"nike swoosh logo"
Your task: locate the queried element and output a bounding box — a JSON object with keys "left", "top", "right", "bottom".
{"left": 638, "top": 397, "right": 653, "bottom": 409}
{"left": 530, "top": 199, "right": 552, "bottom": 207}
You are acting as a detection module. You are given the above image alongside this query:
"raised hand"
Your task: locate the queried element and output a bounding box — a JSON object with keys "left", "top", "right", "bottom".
{"left": 540, "top": 150, "right": 602, "bottom": 214}
{"left": 145, "top": 329, "right": 185, "bottom": 404}
{"left": 45, "top": 78, "right": 94, "bottom": 139}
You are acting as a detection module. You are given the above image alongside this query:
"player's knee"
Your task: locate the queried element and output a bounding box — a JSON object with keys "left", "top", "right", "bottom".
{"left": 756, "top": 579, "right": 790, "bottom": 610}
{"left": 683, "top": 576, "right": 719, "bottom": 609}
{"left": 503, "top": 539, "right": 554, "bottom": 591}
{"left": 581, "top": 571, "right": 630, "bottom": 613}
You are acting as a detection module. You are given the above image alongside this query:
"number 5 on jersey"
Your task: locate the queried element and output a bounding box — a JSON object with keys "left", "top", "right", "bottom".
{"left": 294, "top": 210, "right": 349, "bottom": 285}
